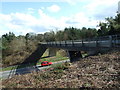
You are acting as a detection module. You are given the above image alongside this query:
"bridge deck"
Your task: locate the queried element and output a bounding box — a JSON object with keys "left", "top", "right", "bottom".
{"left": 41, "top": 35, "right": 120, "bottom": 51}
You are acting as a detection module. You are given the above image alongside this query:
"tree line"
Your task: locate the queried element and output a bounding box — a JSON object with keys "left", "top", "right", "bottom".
{"left": 1, "top": 13, "right": 120, "bottom": 67}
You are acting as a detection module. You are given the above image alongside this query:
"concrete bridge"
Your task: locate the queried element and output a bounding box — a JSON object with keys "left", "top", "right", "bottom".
{"left": 21, "top": 35, "right": 120, "bottom": 65}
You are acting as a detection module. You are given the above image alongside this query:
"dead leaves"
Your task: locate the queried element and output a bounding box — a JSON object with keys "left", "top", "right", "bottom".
{"left": 2, "top": 50, "right": 120, "bottom": 88}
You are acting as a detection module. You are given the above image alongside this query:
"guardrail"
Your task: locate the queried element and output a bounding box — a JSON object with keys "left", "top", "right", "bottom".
{"left": 42, "top": 35, "right": 120, "bottom": 48}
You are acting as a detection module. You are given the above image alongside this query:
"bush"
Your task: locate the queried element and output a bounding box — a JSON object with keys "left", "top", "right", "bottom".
{"left": 52, "top": 62, "right": 71, "bottom": 72}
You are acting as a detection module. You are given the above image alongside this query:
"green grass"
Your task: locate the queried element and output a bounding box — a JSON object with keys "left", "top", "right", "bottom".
{"left": 37, "top": 56, "right": 69, "bottom": 65}
{"left": 2, "top": 66, "right": 17, "bottom": 71}
{"left": 1, "top": 63, "right": 34, "bottom": 71}
{"left": 82, "top": 53, "right": 88, "bottom": 57}
{"left": 52, "top": 62, "right": 70, "bottom": 70}
{"left": 49, "top": 62, "right": 71, "bottom": 74}
{"left": 1, "top": 56, "right": 68, "bottom": 72}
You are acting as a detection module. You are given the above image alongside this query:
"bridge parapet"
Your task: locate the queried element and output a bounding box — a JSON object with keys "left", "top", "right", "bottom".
{"left": 42, "top": 35, "right": 120, "bottom": 49}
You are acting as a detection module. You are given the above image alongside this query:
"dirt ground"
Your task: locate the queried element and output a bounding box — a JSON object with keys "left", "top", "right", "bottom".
{"left": 2, "top": 50, "right": 120, "bottom": 88}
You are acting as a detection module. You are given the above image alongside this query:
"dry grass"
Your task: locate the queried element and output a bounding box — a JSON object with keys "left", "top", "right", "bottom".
{"left": 2, "top": 50, "right": 120, "bottom": 88}
{"left": 3, "top": 51, "right": 31, "bottom": 67}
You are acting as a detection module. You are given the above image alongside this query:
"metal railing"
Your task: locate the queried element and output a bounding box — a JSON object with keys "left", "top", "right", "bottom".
{"left": 42, "top": 35, "right": 120, "bottom": 48}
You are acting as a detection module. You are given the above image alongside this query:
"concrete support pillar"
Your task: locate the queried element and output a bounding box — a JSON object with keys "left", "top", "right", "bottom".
{"left": 68, "top": 51, "right": 82, "bottom": 63}
{"left": 48, "top": 48, "right": 56, "bottom": 57}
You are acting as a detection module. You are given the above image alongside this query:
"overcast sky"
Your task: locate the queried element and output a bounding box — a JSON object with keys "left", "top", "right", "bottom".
{"left": 0, "top": 0, "right": 119, "bottom": 36}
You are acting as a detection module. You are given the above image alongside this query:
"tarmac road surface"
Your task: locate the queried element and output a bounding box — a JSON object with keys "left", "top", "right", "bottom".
{"left": 1, "top": 59, "right": 70, "bottom": 79}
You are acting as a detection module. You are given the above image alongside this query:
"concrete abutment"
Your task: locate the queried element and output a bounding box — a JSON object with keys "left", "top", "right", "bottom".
{"left": 48, "top": 48, "right": 57, "bottom": 57}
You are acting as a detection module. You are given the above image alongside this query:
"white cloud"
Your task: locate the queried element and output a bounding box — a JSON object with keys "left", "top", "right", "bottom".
{"left": 0, "top": 13, "right": 36, "bottom": 36}
{"left": 65, "top": 0, "right": 81, "bottom": 5}
{"left": 84, "top": 0, "right": 119, "bottom": 19}
{"left": 27, "top": 8, "right": 35, "bottom": 14}
{"left": 0, "top": 9, "right": 68, "bottom": 36}
{"left": 41, "top": 7, "right": 45, "bottom": 10}
{"left": 38, "top": 9, "right": 65, "bottom": 29}
{"left": 0, "top": 8, "right": 107, "bottom": 36}
{"left": 65, "top": 0, "right": 119, "bottom": 20}
{"left": 118, "top": 1, "right": 120, "bottom": 13}
{"left": 0, "top": 0, "right": 119, "bottom": 36}
{"left": 47, "top": 5, "right": 60, "bottom": 12}
{"left": 65, "top": 12, "right": 99, "bottom": 28}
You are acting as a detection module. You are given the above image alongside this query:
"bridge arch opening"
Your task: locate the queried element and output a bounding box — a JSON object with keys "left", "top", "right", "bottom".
{"left": 68, "top": 51, "right": 82, "bottom": 62}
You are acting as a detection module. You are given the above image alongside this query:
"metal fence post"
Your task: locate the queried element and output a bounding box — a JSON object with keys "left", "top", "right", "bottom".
{"left": 96, "top": 38, "right": 98, "bottom": 47}
{"left": 82, "top": 39, "right": 84, "bottom": 47}
{"left": 55, "top": 41, "right": 57, "bottom": 46}
{"left": 109, "top": 36, "right": 112, "bottom": 48}
{"left": 65, "top": 41, "right": 67, "bottom": 46}
{"left": 72, "top": 40, "right": 74, "bottom": 46}
{"left": 115, "top": 35, "right": 117, "bottom": 47}
{"left": 60, "top": 41, "right": 61, "bottom": 46}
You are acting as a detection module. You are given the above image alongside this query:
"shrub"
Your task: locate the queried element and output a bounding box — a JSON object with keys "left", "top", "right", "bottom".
{"left": 52, "top": 62, "right": 71, "bottom": 73}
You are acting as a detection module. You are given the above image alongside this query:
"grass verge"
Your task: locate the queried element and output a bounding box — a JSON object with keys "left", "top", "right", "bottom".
{"left": 37, "top": 56, "right": 69, "bottom": 65}
{"left": 1, "top": 56, "right": 69, "bottom": 72}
